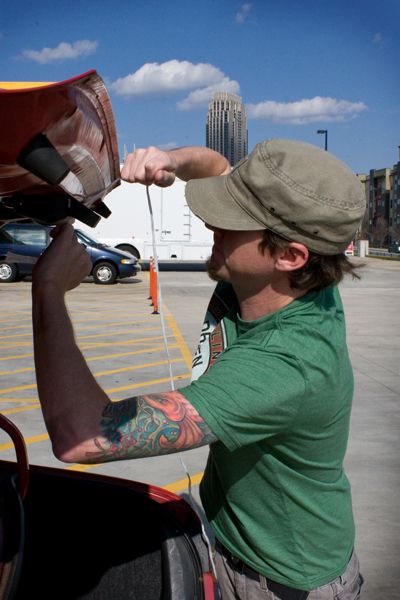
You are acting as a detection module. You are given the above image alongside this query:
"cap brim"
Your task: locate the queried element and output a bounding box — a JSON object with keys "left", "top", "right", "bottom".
{"left": 185, "top": 175, "right": 265, "bottom": 231}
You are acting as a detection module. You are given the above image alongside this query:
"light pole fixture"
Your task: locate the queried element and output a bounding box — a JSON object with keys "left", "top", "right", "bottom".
{"left": 317, "top": 129, "right": 328, "bottom": 151}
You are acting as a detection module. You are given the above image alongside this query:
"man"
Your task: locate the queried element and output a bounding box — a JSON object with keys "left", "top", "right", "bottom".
{"left": 32, "top": 139, "right": 365, "bottom": 599}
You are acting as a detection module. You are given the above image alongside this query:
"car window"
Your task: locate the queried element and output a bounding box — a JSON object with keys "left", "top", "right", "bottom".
{"left": 3, "top": 225, "right": 47, "bottom": 245}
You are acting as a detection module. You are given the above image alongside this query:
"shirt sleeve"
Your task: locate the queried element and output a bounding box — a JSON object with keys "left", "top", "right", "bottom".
{"left": 180, "top": 341, "right": 307, "bottom": 451}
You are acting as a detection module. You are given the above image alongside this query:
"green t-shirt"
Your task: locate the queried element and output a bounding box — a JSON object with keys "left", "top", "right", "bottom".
{"left": 181, "top": 283, "right": 355, "bottom": 590}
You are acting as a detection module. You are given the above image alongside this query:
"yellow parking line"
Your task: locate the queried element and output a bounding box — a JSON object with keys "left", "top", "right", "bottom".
{"left": 0, "top": 335, "right": 179, "bottom": 358}
{"left": 0, "top": 353, "right": 34, "bottom": 362}
{"left": 85, "top": 344, "right": 179, "bottom": 363}
{"left": 0, "top": 335, "right": 173, "bottom": 352}
{"left": 0, "top": 328, "right": 166, "bottom": 349}
{"left": 0, "top": 341, "right": 33, "bottom": 349}
{"left": 74, "top": 317, "right": 157, "bottom": 330}
{"left": 165, "top": 309, "right": 193, "bottom": 371}
{"left": 0, "top": 323, "right": 32, "bottom": 331}
{"left": 0, "top": 283, "right": 199, "bottom": 497}
{"left": 105, "top": 373, "right": 190, "bottom": 394}
{"left": 0, "top": 317, "right": 158, "bottom": 339}
{"left": 0, "top": 383, "right": 36, "bottom": 395}
{"left": 0, "top": 360, "right": 185, "bottom": 393}
{"left": 0, "top": 313, "right": 31, "bottom": 321}
{"left": 80, "top": 335, "right": 175, "bottom": 350}
{"left": 163, "top": 471, "right": 203, "bottom": 493}
{"left": 95, "top": 357, "right": 183, "bottom": 377}
{"left": 76, "top": 325, "right": 163, "bottom": 341}
{"left": 71, "top": 310, "right": 154, "bottom": 320}
{"left": 0, "top": 373, "right": 191, "bottom": 415}
{"left": 65, "top": 465, "right": 205, "bottom": 495}
{"left": 0, "top": 332, "right": 34, "bottom": 340}
{"left": 0, "top": 432, "right": 48, "bottom": 451}
{"left": 0, "top": 437, "right": 204, "bottom": 496}
{"left": 70, "top": 308, "right": 151, "bottom": 316}
{"left": 0, "top": 344, "right": 180, "bottom": 366}
{"left": 0, "top": 358, "right": 186, "bottom": 396}
{"left": 0, "top": 367, "right": 33, "bottom": 376}
{"left": 0, "top": 398, "right": 38, "bottom": 403}
{"left": 65, "top": 463, "right": 100, "bottom": 472}
{"left": 1, "top": 404, "right": 39, "bottom": 415}
{"left": 0, "top": 346, "right": 178, "bottom": 376}
{"left": 0, "top": 358, "right": 189, "bottom": 401}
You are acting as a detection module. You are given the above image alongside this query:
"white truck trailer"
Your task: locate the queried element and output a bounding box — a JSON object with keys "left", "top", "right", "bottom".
{"left": 77, "top": 177, "right": 213, "bottom": 261}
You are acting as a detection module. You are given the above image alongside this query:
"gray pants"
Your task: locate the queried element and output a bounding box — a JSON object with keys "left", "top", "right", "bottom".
{"left": 215, "top": 547, "right": 364, "bottom": 600}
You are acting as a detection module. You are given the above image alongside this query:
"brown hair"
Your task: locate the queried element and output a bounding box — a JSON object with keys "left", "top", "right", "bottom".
{"left": 259, "top": 229, "right": 361, "bottom": 292}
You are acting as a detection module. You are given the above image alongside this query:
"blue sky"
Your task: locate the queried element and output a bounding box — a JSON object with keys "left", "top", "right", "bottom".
{"left": 1, "top": 0, "right": 399, "bottom": 174}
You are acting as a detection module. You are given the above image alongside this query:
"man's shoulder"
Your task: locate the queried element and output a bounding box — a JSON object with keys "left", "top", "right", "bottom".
{"left": 284, "top": 285, "right": 343, "bottom": 319}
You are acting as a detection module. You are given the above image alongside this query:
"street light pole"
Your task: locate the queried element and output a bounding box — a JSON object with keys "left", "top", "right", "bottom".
{"left": 317, "top": 129, "right": 328, "bottom": 151}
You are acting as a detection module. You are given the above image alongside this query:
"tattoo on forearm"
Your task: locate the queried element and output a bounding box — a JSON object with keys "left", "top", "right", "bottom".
{"left": 87, "top": 391, "right": 215, "bottom": 461}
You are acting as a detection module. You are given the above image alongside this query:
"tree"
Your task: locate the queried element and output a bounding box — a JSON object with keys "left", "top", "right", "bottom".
{"left": 388, "top": 223, "right": 400, "bottom": 246}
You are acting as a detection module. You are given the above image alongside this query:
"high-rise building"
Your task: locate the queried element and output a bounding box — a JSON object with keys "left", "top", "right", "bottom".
{"left": 206, "top": 92, "right": 248, "bottom": 166}
{"left": 357, "top": 149, "right": 400, "bottom": 247}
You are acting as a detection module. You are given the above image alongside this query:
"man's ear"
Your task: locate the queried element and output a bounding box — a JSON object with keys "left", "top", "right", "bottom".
{"left": 274, "top": 242, "right": 309, "bottom": 272}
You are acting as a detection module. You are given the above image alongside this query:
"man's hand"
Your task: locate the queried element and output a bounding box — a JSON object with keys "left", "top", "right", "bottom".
{"left": 121, "top": 146, "right": 177, "bottom": 187}
{"left": 32, "top": 224, "right": 92, "bottom": 293}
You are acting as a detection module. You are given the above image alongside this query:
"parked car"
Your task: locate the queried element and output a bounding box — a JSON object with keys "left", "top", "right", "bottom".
{"left": 0, "top": 412, "right": 216, "bottom": 599}
{"left": 0, "top": 223, "right": 140, "bottom": 284}
{"left": 388, "top": 242, "right": 400, "bottom": 254}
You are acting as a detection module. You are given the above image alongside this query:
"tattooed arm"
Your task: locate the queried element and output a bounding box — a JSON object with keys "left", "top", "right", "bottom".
{"left": 32, "top": 224, "right": 216, "bottom": 464}
{"left": 88, "top": 391, "right": 217, "bottom": 463}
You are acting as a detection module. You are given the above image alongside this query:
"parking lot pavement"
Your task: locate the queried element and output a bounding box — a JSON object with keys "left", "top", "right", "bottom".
{"left": 338, "top": 258, "right": 400, "bottom": 599}
{"left": 0, "top": 258, "right": 399, "bottom": 598}
{"left": 0, "top": 273, "right": 212, "bottom": 489}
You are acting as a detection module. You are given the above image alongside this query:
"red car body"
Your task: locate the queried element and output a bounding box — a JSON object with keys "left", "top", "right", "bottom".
{"left": 0, "top": 414, "right": 216, "bottom": 599}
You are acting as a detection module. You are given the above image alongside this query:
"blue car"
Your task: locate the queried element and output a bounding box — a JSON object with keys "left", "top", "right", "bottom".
{"left": 0, "top": 223, "right": 140, "bottom": 284}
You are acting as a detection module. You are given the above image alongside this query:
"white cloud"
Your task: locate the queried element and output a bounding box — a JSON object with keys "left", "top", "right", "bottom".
{"left": 111, "top": 60, "right": 227, "bottom": 97}
{"left": 158, "top": 141, "right": 179, "bottom": 150}
{"left": 236, "top": 3, "right": 253, "bottom": 24}
{"left": 111, "top": 59, "right": 239, "bottom": 110}
{"left": 247, "top": 96, "right": 367, "bottom": 124}
{"left": 21, "top": 40, "right": 98, "bottom": 64}
{"left": 177, "top": 77, "right": 240, "bottom": 110}
{"left": 372, "top": 32, "right": 383, "bottom": 44}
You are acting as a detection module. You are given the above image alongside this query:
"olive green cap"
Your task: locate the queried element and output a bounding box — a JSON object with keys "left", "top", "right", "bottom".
{"left": 185, "top": 139, "right": 366, "bottom": 255}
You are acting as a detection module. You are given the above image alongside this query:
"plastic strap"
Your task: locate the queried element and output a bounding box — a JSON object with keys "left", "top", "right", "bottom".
{"left": 145, "top": 186, "right": 218, "bottom": 582}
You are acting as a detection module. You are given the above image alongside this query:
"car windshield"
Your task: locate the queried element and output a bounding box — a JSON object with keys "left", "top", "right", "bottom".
{"left": 0, "top": 228, "right": 14, "bottom": 244}
{"left": 75, "top": 229, "right": 108, "bottom": 247}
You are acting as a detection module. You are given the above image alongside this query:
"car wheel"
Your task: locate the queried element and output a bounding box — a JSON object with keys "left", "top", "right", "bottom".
{"left": 0, "top": 262, "right": 18, "bottom": 283}
{"left": 115, "top": 244, "right": 140, "bottom": 259}
{"left": 92, "top": 262, "right": 117, "bottom": 285}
